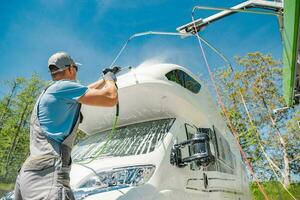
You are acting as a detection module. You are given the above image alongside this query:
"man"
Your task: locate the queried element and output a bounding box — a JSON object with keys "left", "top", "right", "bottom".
{"left": 14, "top": 52, "right": 118, "bottom": 200}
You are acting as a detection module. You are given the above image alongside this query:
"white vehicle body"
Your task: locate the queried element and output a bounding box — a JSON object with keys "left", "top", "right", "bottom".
{"left": 70, "top": 63, "right": 251, "bottom": 200}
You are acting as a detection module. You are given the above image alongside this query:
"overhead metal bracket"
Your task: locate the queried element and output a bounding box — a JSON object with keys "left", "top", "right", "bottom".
{"left": 176, "top": 0, "right": 283, "bottom": 35}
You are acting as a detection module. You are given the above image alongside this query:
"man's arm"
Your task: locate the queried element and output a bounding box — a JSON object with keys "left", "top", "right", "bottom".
{"left": 78, "top": 80, "right": 118, "bottom": 107}
{"left": 88, "top": 79, "right": 105, "bottom": 89}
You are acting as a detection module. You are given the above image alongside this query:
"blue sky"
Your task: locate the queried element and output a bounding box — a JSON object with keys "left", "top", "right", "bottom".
{"left": 0, "top": 0, "right": 282, "bottom": 91}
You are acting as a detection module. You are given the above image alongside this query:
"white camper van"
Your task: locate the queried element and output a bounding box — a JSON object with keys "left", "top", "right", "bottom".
{"left": 70, "top": 63, "right": 252, "bottom": 200}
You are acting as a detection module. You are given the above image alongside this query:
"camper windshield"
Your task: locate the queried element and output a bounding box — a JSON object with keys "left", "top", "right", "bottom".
{"left": 72, "top": 118, "right": 175, "bottom": 161}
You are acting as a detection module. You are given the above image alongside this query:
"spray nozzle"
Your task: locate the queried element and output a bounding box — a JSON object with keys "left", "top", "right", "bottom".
{"left": 103, "top": 66, "right": 122, "bottom": 75}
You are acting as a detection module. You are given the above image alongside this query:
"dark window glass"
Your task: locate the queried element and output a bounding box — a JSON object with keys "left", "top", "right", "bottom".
{"left": 213, "top": 127, "right": 235, "bottom": 174}
{"left": 166, "top": 70, "right": 201, "bottom": 93}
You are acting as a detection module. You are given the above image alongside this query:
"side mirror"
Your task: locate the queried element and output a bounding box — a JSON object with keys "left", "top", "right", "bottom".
{"left": 170, "top": 128, "right": 214, "bottom": 168}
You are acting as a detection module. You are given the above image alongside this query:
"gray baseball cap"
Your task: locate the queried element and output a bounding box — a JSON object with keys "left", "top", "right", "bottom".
{"left": 48, "top": 52, "right": 81, "bottom": 74}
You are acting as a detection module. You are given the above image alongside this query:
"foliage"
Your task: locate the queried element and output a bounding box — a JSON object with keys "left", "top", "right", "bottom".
{"left": 0, "top": 183, "right": 14, "bottom": 197}
{"left": 285, "top": 111, "right": 300, "bottom": 176}
{"left": 251, "top": 182, "right": 300, "bottom": 200}
{"left": 215, "top": 52, "right": 300, "bottom": 186}
{"left": 0, "top": 74, "right": 46, "bottom": 183}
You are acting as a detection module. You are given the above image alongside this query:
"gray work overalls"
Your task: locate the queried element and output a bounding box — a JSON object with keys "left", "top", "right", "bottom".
{"left": 14, "top": 84, "right": 81, "bottom": 200}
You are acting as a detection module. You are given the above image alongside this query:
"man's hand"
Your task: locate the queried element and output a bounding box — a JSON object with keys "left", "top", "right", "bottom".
{"left": 102, "top": 66, "right": 121, "bottom": 82}
{"left": 103, "top": 71, "right": 117, "bottom": 82}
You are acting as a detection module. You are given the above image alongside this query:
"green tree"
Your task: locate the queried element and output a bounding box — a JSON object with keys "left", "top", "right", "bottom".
{"left": 0, "top": 74, "right": 46, "bottom": 183}
{"left": 215, "top": 52, "right": 299, "bottom": 187}
{"left": 0, "top": 78, "right": 25, "bottom": 133}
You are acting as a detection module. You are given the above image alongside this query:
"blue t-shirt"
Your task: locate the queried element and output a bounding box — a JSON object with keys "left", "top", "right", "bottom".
{"left": 38, "top": 80, "right": 88, "bottom": 144}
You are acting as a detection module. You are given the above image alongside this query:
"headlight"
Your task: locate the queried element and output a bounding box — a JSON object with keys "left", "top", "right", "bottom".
{"left": 73, "top": 165, "right": 155, "bottom": 199}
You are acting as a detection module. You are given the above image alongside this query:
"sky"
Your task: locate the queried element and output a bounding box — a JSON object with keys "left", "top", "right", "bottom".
{"left": 0, "top": 0, "right": 282, "bottom": 93}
